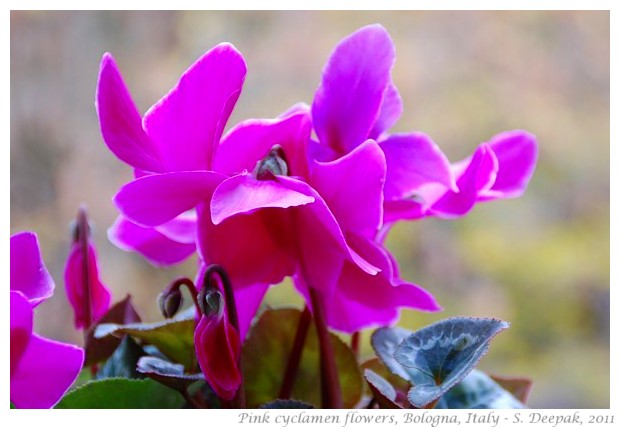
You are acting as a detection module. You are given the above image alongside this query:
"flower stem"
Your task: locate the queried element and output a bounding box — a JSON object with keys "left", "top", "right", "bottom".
{"left": 278, "top": 305, "right": 311, "bottom": 399}
{"left": 167, "top": 277, "right": 201, "bottom": 317}
{"left": 309, "top": 288, "right": 343, "bottom": 409}
{"left": 76, "top": 206, "right": 93, "bottom": 337}
{"left": 351, "top": 331, "right": 360, "bottom": 360}
{"left": 204, "top": 265, "right": 246, "bottom": 409}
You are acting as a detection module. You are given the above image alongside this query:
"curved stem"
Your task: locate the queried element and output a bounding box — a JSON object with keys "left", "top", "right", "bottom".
{"left": 203, "top": 265, "right": 246, "bottom": 409}
{"left": 351, "top": 331, "right": 360, "bottom": 360}
{"left": 167, "top": 277, "right": 201, "bottom": 317}
{"left": 309, "top": 288, "right": 343, "bottom": 409}
{"left": 279, "top": 306, "right": 311, "bottom": 399}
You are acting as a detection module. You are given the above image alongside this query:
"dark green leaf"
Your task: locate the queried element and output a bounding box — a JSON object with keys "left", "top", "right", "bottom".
{"left": 54, "top": 378, "right": 184, "bottom": 408}
{"left": 136, "top": 356, "right": 203, "bottom": 392}
{"left": 370, "top": 326, "right": 413, "bottom": 380}
{"left": 259, "top": 399, "right": 314, "bottom": 409}
{"left": 85, "top": 295, "right": 141, "bottom": 366}
{"left": 242, "top": 308, "right": 363, "bottom": 408}
{"left": 95, "top": 312, "right": 196, "bottom": 370}
{"left": 364, "top": 369, "right": 402, "bottom": 409}
{"left": 436, "top": 370, "right": 526, "bottom": 409}
{"left": 96, "top": 336, "right": 146, "bottom": 380}
{"left": 10, "top": 402, "right": 15, "bottom": 409}
{"left": 394, "top": 317, "right": 510, "bottom": 408}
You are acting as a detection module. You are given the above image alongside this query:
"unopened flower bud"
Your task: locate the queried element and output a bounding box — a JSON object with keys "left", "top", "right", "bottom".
{"left": 197, "top": 287, "right": 223, "bottom": 318}
{"left": 157, "top": 288, "right": 183, "bottom": 319}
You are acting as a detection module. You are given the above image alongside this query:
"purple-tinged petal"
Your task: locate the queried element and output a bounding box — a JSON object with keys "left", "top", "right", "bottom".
{"left": 214, "top": 111, "right": 312, "bottom": 178}
{"left": 380, "top": 132, "right": 456, "bottom": 201}
{"left": 10, "top": 291, "right": 32, "bottom": 379}
{"left": 195, "top": 311, "right": 241, "bottom": 401}
{"left": 325, "top": 235, "right": 440, "bottom": 333}
{"left": 310, "top": 139, "right": 386, "bottom": 239}
{"left": 428, "top": 144, "right": 498, "bottom": 218}
{"left": 108, "top": 215, "right": 196, "bottom": 267}
{"left": 10, "top": 232, "right": 54, "bottom": 306}
{"left": 197, "top": 203, "right": 297, "bottom": 290}
{"left": 114, "top": 171, "right": 226, "bottom": 227}
{"left": 479, "top": 130, "right": 538, "bottom": 200}
{"left": 154, "top": 211, "right": 197, "bottom": 245}
{"left": 312, "top": 24, "right": 395, "bottom": 155}
{"left": 143, "top": 43, "right": 247, "bottom": 171}
{"left": 383, "top": 199, "right": 427, "bottom": 224}
{"left": 195, "top": 264, "right": 267, "bottom": 341}
{"left": 64, "top": 241, "right": 112, "bottom": 329}
{"left": 10, "top": 333, "right": 84, "bottom": 409}
{"left": 96, "top": 53, "right": 165, "bottom": 173}
{"left": 211, "top": 174, "right": 315, "bottom": 225}
{"left": 369, "top": 82, "right": 403, "bottom": 140}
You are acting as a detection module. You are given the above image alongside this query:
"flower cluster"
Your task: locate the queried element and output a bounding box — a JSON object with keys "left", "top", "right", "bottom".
{"left": 97, "top": 24, "right": 537, "bottom": 405}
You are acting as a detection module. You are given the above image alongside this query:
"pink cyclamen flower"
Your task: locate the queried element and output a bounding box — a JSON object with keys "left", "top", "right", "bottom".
{"left": 10, "top": 232, "right": 84, "bottom": 408}
{"left": 64, "top": 208, "right": 112, "bottom": 329}
{"left": 311, "top": 24, "right": 538, "bottom": 224}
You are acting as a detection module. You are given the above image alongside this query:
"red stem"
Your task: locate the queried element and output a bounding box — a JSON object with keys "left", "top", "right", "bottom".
{"left": 278, "top": 306, "right": 311, "bottom": 399}
{"left": 351, "top": 331, "right": 360, "bottom": 360}
{"left": 167, "top": 277, "right": 202, "bottom": 317}
{"left": 309, "top": 288, "right": 343, "bottom": 409}
{"left": 76, "top": 206, "right": 93, "bottom": 336}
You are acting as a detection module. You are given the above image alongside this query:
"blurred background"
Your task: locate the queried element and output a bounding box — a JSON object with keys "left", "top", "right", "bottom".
{"left": 10, "top": 11, "right": 609, "bottom": 408}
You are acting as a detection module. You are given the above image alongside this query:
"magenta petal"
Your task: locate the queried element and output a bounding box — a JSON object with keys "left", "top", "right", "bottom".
{"left": 195, "top": 312, "right": 241, "bottom": 400}
{"left": 429, "top": 144, "right": 498, "bottom": 218}
{"left": 213, "top": 111, "right": 312, "bottom": 178}
{"left": 154, "top": 211, "right": 197, "bottom": 244}
{"left": 10, "top": 291, "right": 32, "bottom": 379}
{"left": 10, "top": 333, "right": 84, "bottom": 409}
{"left": 114, "top": 171, "right": 226, "bottom": 227}
{"left": 481, "top": 130, "right": 538, "bottom": 200}
{"left": 312, "top": 24, "right": 395, "bottom": 155}
{"left": 96, "top": 53, "right": 164, "bottom": 173}
{"left": 10, "top": 232, "right": 54, "bottom": 306}
{"left": 380, "top": 132, "right": 456, "bottom": 201}
{"left": 369, "top": 82, "right": 403, "bottom": 140}
{"left": 197, "top": 203, "right": 296, "bottom": 289}
{"left": 143, "top": 43, "right": 247, "bottom": 171}
{"left": 211, "top": 174, "right": 315, "bottom": 225}
{"left": 310, "top": 139, "right": 386, "bottom": 239}
{"left": 64, "top": 241, "right": 112, "bottom": 328}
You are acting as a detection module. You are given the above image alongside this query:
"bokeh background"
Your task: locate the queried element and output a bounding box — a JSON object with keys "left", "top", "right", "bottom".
{"left": 10, "top": 11, "right": 609, "bottom": 408}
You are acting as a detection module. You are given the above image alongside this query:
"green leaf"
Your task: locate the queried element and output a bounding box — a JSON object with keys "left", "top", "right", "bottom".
{"left": 95, "top": 313, "right": 196, "bottom": 370}
{"left": 96, "top": 336, "right": 146, "bottom": 380}
{"left": 10, "top": 402, "right": 15, "bottom": 409}
{"left": 259, "top": 399, "right": 314, "bottom": 409}
{"left": 370, "top": 326, "right": 413, "bottom": 380}
{"left": 436, "top": 370, "right": 526, "bottom": 409}
{"left": 85, "top": 295, "right": 141, "bottom": 366}
{"left": 54, "top": 378, "right": 184, "bottom": 409}
{"left": 242, "top": 308, "right": 363, "bottom": 408}
{"left": 394, "top": 317, "right": 510, "bottom": 408}
{"left": 364, "top": 369, "right": 402, "bottom": 409}
{"left": 136, "top": 356, "right": 203, "bottom": 392}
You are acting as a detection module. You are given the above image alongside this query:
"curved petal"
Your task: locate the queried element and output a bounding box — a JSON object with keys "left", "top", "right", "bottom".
{"left": 11, "top": 333, "right": 84, "bottom": 408}
{"left": 380, "top": 132, "right": 456, "bottom": 201}
{"left": 10, "top": 291, "right": 32, "bottom": 379}
{"left": 143, "top": 43, "right": 247, "bottom": 171}
{"left": 96, "top": 53, "right": 164, "bottom": 173}
{"left": 10, "top": 232, "right": 54, "bottom": 306}
{"left": 383, "top": 199, "right": 427, "bottom": 224}
{"left": 114, "top": 171, "right": 226, "bottom": 227}
{"left": 214, "top": 110, "right": 312, "bottom": 178}
{"left": 429, "top": 144, "right": 498, "bottom": 218}
{"left": 211, "top": 174, "right": 315, "bottom": 225}
{"left": 108, "top": 215, "right": 196, "bottom": 267}
{"left": 312, "top": 24, "right": 395, "bottom": 155}
{"left": 310, "top": 139, "right": 386, "bottom": 238}
{"left": 480, "top": 130, "right": 538, "bottom": 200}
{"left": 153, "top": 211, "right": 197, "bottom": 245}
{"left": 64, "top": 242, "right": 112, "bottom": 329}
{"left": 326, "top": 236, "right": 440, "bottom": 333}
{"left": 369, "top": 82, "right": 403, "bottom": 140}
{"left": 197, "top": 203, "right": 297, "bottom": 290}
